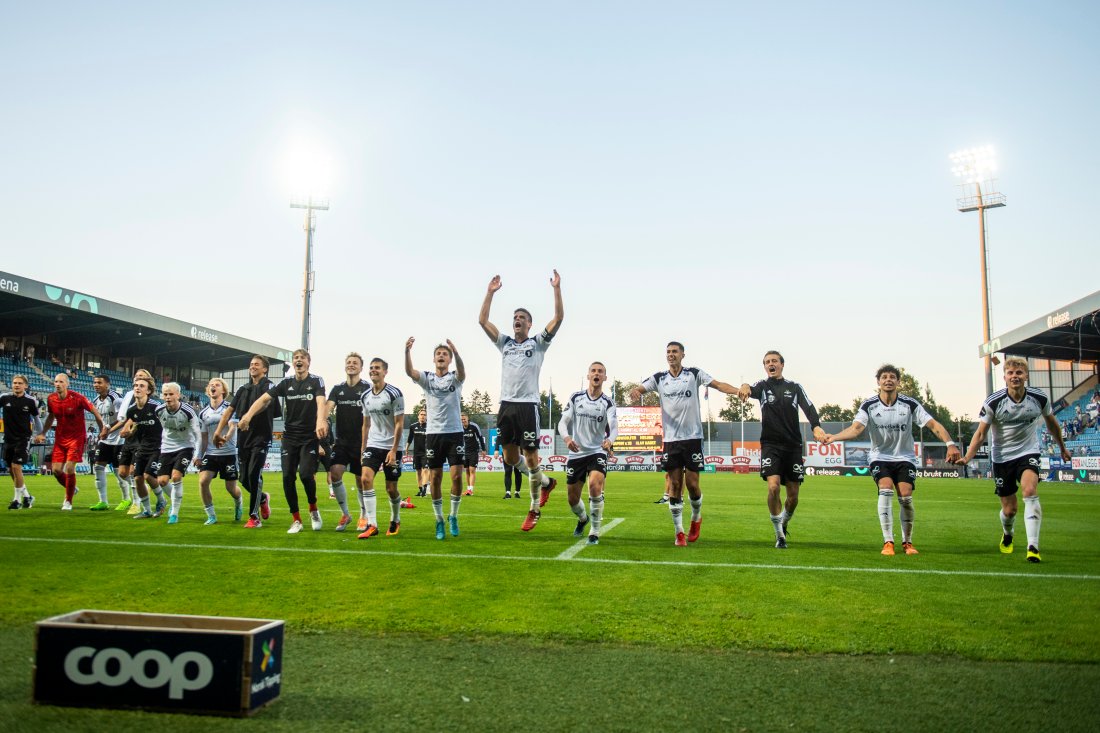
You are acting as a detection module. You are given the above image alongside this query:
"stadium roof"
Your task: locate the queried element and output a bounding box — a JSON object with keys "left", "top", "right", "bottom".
{"left": 0, "top": 271, "right": 292, "bottom": 371}
{"left": 979, "top": 289, "right": 1100, "bottom": 364}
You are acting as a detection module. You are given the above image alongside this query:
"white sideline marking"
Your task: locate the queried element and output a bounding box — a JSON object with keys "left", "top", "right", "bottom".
{"left": 2, "top": 534, "right": 1097, "bottom": 581}
{"left": 556, "top": 518, "right": 625, "bottom": 560}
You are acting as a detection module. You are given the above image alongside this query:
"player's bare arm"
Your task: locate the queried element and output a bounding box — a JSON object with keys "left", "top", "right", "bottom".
{"left": 388, "top": 414, "right": 404, "bottom": 466}
{"left": 707, "top": 379, "right": 738, "bottom": 395}
{"left": 1042, "top": 413, "right": 1072, "bottom": 462}
{"left": 958, "top": 421, "right": 991, "bottom": 464}
{"left": 237, "top": 392, "right": 273, "bottom": 432}
{"left": 35, "top": 413, "right": 55, "bottom": 443}
{"left": 544, "top": 269, "right": 563, "bottom": 336}
{"left": 925, "top": 419, "right": 962, "bottom": 463}
{"left": 738, "top": 383, "right": 752, "bottom": 400}
{"left": 629, "top": 385, "right": 646, "bottom": 403}
{"left": 212, "top": 404, "right": 235, "bottom": 448}
{"left": 404, "top": 337, "right": 418, "bottom": 380}
{"left": 479, "top": 276, "right": 502, "bottom": 341}
{"left": 449, "top": 340, "right": 466, "bottom": 383}
{"left": 314, "top": 395, "right": 328, "bottom": 440}
{"left": 822, "top": 421, "right": 866, "bottom": 444}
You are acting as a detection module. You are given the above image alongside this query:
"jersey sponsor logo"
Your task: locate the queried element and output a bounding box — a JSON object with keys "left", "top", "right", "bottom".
{"left": 664, "top": 389, "right": 693, "bottom": 399}
{"left": 64, "top": 646, "right": 214, "bottom": 700}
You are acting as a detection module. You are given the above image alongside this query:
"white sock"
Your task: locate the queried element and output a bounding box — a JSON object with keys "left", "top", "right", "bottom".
{"left": 450, "top": 494, "right": 461, "bottom": 518}
{"left": 170, "top": 481, "right": 183, "bottom": 516}
{"left": 232, "top": 492, "right": 243, "bottom": 509}
{"left": 12, "top": 486, "right": 22, "bottom": 501}
{"left": 570, "top": 500, "right": 587, "bottom": 522}
{"left": 669, "top": 498, "right": 684, "bottom": 534}
{"left": 390, "top": 494, "right": 401, "bottom": 524}
{"left": 469, "top": 482, "right": 475, "bottom": 491}
{"left": 771, "top": 513, "right": 785, "bottom": 539}
{"left": 364, "top": 489, "right": 377, "bottom": 525}
{"left": 878, "top": 489, "right": 895, "bottom": 542}
{"left": 1023, "top": 496, "right": 1042, "bottom": 549}
{"left": 332, "top": 480, "right": 349, "bottom": 516}
{"left": 898, "top": 495, "right": 914, "bottom": 543}
{"left": 94, "top": 465, "right": 108, "bottom": 502}
{"left": 589, "top": 495, "right": 604, "bottom": 535}
{"left": 782, "top": 506, "right": 795, "bottom": 525}
{"left": 116, "top": 472, "right": 130, "bottom": 500}
{"left": 141, "top": 495, "right": 151, "bottom": 511}
{"left": 689, "top": 495, "right": 703, "bottom": 522}
{"left": 358, "top": 486, "right": 368, "bottom": 514}
{"left": 432, "top": 498, "right": 444, "bottom": 522}
{"left": 1000, "top": 509, "right": 1016, "bottom": 536}
{"left": 204, "top": 503, "right": 216, "bottom": 519}
{"left": 153, "top": 485, "right": 165, "bottom": 499}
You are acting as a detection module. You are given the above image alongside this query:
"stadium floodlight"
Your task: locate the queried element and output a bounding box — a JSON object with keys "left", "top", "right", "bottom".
{"left": 950, "top": 145, "right": 1006, "bottom": 397}
{"left": 290, "top": 197, "right": 329, "bottom": 351}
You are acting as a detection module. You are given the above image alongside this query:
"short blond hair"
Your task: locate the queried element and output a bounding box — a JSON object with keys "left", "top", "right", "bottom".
{"left": 207, "top": 377, "right": 231, "bottom": 398}
{"left": 345, "top": 352, "right": 363, "bottom": 366}
{"left": 1003, "top": 357, "right": 1029, "bottom": 374}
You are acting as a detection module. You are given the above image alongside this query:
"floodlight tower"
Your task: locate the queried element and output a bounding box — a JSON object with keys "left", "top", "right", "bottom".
{"left": 290, "top": 197, "right": 329, "bottom": 351}
{"left": 950, "top": 146, "right": 1005, "bottom": 398}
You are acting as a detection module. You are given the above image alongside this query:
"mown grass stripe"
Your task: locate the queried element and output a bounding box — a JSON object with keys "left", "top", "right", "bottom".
{"left": 3, "top": 534, "right": 1095, "bottom": 581}
{"left": 555, "top": 517, "right": 625, "bottom": 559}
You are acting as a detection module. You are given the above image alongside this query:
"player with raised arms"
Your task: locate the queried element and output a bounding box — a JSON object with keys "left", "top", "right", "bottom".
{"left": 956, "top": 357, "right": 1070, "bottom": 563}
{"left": 558, "top": 362, "right": 618, "bottom": 545}
{"left": 631, "top": 342, "right": 740, "bottom": 546}
{"left": 823, "top": 364, "right": 960, "bottom": 555}
{"left": 478, "top": 270, "right": 563, "bottom": 532}
{"left": 405, "top": 337, "right": 466, "bottom": 540}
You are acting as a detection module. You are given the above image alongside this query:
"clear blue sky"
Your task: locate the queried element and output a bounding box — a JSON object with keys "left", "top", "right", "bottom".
{"left": 3, "top": 1, "right": 1096, "bottom": 419}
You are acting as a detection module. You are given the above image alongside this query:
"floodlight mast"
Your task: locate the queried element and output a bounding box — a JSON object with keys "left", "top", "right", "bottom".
{"left": 290, "top": 197, "right": 329, "bottom": 351}
{"left": 950, "top": 146, "right": 1005, "bottom": 398}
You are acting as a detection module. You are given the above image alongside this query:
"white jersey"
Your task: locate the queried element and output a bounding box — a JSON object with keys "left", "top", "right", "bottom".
{"left": 92, "top": 389, "right": 125, "bottom": 446}
{"left": 199, "top": 401, "right": 236, "bottom": 457}
{"left": 641, "top": 367, "right": 714, "bottom": 443}
{"left": 361, "top": 384, "right": 405, "bottom": 450}
{"left": 853, "top": 394, "right": 933, "bottom": 464}
{"left": 495, "top": 331, "right": 552, "bottom": 403}
{"left": 979, "top": 387, "right": 1051, "bottom": 463}
{"left": 156, "top": 402, "right": 201, "bottom": 453}
{"left": 558, "top": 390, "right": 618, "bottom": 459}
{"left": 415, "top": 370, "right": 463, "bottom": 434}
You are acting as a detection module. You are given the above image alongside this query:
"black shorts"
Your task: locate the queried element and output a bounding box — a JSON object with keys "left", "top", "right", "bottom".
{"left": 331, "top": 441, "right": 362, "bottom": 474}
{"left": 425, "top": 432, "right": 465, "bottom": 470}
{"left": 662, "top": 439, "right": 705, "bottom": 473}
{"left": 133, "top": 447, "right": 160, "bottom": 477}
{"left": 870, "top": 460, "right": 917, "bottom": 489}
{"left": 993, "top": 453, "right": 1042, "bottom": 497}
{"left": 362, "top": 447, "right": 402, "bottom": 482}
{"left": 412, "top": 453, "right": 427, "bottom": 471}
{"left": 118, "top": 442, "right": 137, "bottom": 467}
{"left": 566, "top": 453, "right": 608, "bottom": 484}
{"left": 93, "top": 442, "right": 121, "bottom": 468}
{"left": 155, "top": 448, "right": 195, "bottom": 478}
{"left": 199, "top": 453, "right": 239, "bottom": 481}
{"left": 497, "top": 401, "right": 540, "bottom": 451}
{"left": 3, "top": 438, "right": 30, "bottom": 465}
{"left": 317, "top": 442, "right": 334, "bottom": 471}
{"left": 760, "top": 444, "right": 805, "bottom": 484}
{"left": 463, "top": 447, "right": 481, "bottom": 468}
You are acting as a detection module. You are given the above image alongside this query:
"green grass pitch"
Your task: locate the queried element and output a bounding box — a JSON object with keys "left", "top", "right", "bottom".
{"left": 1, "top": 469, "right": 1098, "bottom": 732}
